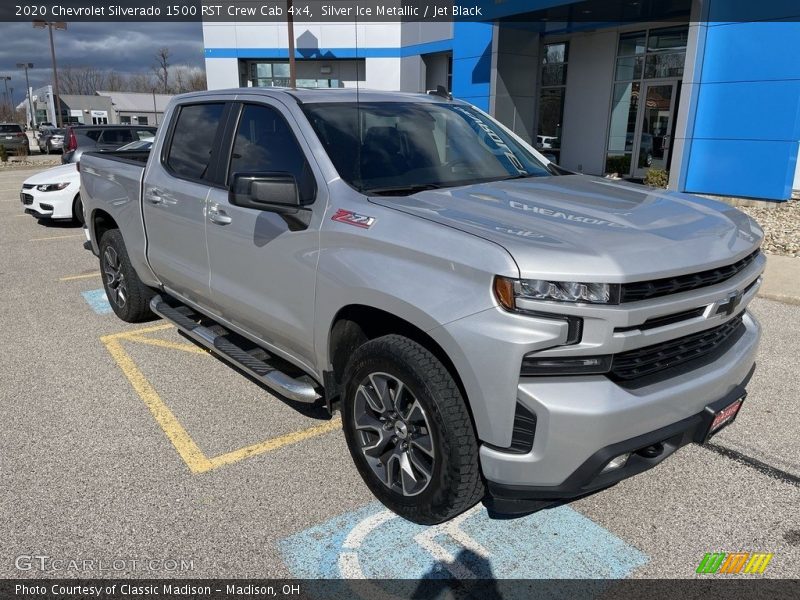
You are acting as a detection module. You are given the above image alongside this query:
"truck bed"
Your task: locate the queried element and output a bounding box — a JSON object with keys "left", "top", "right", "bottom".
{"left": 79, "top": 150, "right": 151, "bottom": 282}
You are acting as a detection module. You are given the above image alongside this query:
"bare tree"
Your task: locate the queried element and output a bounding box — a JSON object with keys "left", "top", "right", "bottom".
{"left": 127, "top": 72, "right": 157, "bottom": 93}
{"left": 153, "top": 48, "right": 171, "bottom": 95}
{"left": 186, "top": 69, "right": 207, "bottom": 92}
{"left": 59, "top": 65, "right": 108, "bottom": 95}
{"left": 105, "top": 71, "right": 125, "bottom": 92}
{"left": 170, "top": 66, "right": 207, "bottom": 93}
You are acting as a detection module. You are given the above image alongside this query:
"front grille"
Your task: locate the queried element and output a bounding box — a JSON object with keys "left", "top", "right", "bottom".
{"left": 621, "top": 250, "right": 760, "bottom": 303}
{"left": 610, "top": 314, "right": 745, "bottom": 381}
{"left": 22, "top": 184, "right": 35, "bottom": 190}
{"left": 21, "top": 193, "right": 33, "bottom": 205}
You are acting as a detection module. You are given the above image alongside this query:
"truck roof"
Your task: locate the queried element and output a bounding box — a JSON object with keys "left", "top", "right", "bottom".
{"left": 174, "top": 87, "right": 458, "bottom": 105}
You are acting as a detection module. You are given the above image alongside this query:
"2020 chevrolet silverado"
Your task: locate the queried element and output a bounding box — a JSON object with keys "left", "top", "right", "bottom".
{"left": 80, "top": 89, "right": 764, "bottom": 524}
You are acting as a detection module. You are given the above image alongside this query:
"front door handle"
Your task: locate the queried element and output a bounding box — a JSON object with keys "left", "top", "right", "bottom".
{"left": 208, "top": 207, "right": 232, "bottom": 225}
{"left": 145, "top": 188, "right": 163, "bottom": 204}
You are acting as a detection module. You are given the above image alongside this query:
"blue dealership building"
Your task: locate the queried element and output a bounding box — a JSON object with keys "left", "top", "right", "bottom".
{"left": 204, "top": 0, "right": 800, "bottom": 202}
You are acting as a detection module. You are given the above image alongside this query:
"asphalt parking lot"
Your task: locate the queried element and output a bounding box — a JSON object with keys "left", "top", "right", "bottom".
{"left": 1, "top": 164, "right": 799, "bottom": 582}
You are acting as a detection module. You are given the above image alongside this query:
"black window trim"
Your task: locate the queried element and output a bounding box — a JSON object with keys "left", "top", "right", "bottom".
{"left": 222, "top": 100, "right": 318, "bottom": 205}
{"left": 160, "top": 100, "right": 234, "bottom": 189}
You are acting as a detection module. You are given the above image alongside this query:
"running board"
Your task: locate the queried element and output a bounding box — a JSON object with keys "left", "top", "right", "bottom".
{"left": 149, "top": 295, "right": 319, "bottom": 404}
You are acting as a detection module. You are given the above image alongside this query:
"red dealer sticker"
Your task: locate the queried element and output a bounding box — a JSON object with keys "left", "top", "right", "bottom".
{"left": 331, "top": 209, "right": 376, "bottom": 229}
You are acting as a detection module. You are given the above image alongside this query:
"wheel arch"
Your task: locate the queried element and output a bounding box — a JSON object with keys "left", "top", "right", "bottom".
{"left": 326, "top": 304, "right": 474, "bottom": 430}
{"left": 91, "top": 208, "right": 119, "bottom": 248}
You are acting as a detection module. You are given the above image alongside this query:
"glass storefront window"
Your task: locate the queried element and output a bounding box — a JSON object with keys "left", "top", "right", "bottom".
{"left": 537, "top": 42, "right": 569, "bottom": 163}
{"left": 607, "top": 82, "right": 640, "bottom": 154}
{"left": 606, "top": 26, "right": 687, "bottom": 176}
{"left": 615, "top": 56, "right": 643, "bottom": 81}
{"left": 618, "top": 31, "right": 646, "bottom": 56}
{"left": 644, "top": 53, "right": 685, "bottom": 78}
{"left": 253, "top": 63, "right": 272, "bottom": 78}
{"left": 647, "top": 26, "right": 688, "bottom": 52}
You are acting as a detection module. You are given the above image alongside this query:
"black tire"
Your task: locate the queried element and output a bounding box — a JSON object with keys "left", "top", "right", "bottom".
{"left": 72, "top": 194, "right": 84, "bottom": 225}
{"left": 99, "top": 229, "right": 155, "bottom": 323}
{"left": 342, "top": 334, "right": 484, "bottom": 525}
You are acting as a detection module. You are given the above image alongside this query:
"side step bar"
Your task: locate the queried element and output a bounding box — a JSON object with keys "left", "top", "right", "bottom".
{"left": 149, "top": 295, "right": 319, "bottom": 404}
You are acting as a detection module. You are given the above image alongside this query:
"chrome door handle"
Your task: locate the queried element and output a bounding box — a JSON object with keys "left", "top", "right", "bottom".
{"left": 208, "top": 208, "right": 232, "bottom": 225}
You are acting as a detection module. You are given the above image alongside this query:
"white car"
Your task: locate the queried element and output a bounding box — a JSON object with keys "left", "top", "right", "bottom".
{"left": 20, "top": 163, "right": 83, "bottom": 224}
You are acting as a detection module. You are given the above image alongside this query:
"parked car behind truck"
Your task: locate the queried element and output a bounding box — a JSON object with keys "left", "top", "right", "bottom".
{"left": 80, "top": 89, "right": 764, "bottom": 524}
{"left": 62, "top": 125, "right": 157, "bottom": 164}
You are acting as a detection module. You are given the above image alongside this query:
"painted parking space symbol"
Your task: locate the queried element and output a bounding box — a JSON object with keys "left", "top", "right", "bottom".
{"left": 82, "top": 288, "right": 112, "bottom": 314}
{"left": 280, "top": 501, "right": 648, "bottom": 593}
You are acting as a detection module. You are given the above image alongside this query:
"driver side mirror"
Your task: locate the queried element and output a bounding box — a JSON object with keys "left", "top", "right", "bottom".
{"left": 229, "top": 172, "right": 300, "bottom": 212}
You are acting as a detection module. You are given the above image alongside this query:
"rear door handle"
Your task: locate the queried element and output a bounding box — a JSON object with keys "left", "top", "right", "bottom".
{"left": 208, "top": 206, "right": 232, "bottom": 225}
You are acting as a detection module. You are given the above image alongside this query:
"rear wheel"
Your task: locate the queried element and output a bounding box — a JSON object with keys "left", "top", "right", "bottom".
{"left": 99, "top": 229, "right": 154, "bottom": 322}
{"left": 342, "top": 335, "right": 484, "bottom": 525}
{"left": 72, "top": 194, "right": 84, "bottom": 225}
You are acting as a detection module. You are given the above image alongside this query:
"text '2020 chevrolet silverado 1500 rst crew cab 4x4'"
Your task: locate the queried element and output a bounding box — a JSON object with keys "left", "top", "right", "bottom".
{"left": 80, "top": 89, "right": 764, "bottom": 525}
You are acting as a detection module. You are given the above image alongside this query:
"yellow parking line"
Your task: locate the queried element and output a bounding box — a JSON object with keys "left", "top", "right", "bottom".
{"left": 59, "top": 271, "right": 101, "bottom": 281}
{"left": 29, "top": 233, "right": 84, "bottom": 242}
{"left": 101, "top": 323, "right": 174, "bottom": 342}
{"left": 102, "top": 323, "right": 338, "bottom": 473}
{"left": 103, "top": 337, "right": 213, "bottom": 473}
{"left": 124, "top": 334, "right": 208, "bottom": 355}
{"left": 208, "top": 418, "right": 341, "bottom": 471}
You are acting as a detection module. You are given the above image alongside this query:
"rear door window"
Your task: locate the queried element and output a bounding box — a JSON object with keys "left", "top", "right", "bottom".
{"left": 165, "top": 103, "right": 226, "bottom": 182}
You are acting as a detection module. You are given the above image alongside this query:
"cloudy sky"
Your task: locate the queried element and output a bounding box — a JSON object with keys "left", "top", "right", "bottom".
{"left": 0, "top": 21, "right": 204, "bottom": 101}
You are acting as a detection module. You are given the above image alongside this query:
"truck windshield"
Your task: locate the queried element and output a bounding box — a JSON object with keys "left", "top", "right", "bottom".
{"left": 302, "top": 102, "right": 551, "bottom": 195}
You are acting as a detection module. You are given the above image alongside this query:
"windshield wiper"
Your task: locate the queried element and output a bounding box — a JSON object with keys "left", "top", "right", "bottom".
{"left": 364, "top": 183, "right": 444, "bottom": 196}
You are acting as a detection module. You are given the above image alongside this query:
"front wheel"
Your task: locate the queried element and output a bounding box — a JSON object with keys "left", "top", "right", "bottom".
{"left": 342, "top": 335, "right": 484, "bottom": 525}
{"left": 99, "top": 229, "right": 155, "bottom": 323}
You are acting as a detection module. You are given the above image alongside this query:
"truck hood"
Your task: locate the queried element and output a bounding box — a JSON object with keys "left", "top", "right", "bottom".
{"left": 24, "top": 163, "right": 79, "bottom": 185}
{"left": 370, "top": 175, "right": 763, "bottom": 281}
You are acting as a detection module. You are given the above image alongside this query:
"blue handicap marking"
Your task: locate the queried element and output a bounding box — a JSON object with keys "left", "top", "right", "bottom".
{"left": 82, "top": 288, "right": 113, "bottom": 315}
{"left": 280, "top": 501, "right": 648, "bottom": 593}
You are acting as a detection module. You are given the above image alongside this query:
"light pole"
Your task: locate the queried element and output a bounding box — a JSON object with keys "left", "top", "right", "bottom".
{"left": 33, "top": 20, "right": 67, "bottom": 128}
{"left": 17, "top": 63, "right": 35, "bottom": 128}
{"left": 0, "top": 76, "right": 10, "bottom": 117}
{"left": 287, "top": 0, "right": 296, "bottom": 88}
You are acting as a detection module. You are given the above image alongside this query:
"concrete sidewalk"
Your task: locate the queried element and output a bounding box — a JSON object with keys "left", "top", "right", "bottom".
{"left": 760, "top": 254, "right": 800, "bottom": 305}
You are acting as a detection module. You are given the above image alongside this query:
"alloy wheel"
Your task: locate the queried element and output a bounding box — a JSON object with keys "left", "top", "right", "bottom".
{"left": 353, "top": 372, "right": 435, "bottom": 496}
{"left": 102, "top": 246, "right": 127, "bottom": 308}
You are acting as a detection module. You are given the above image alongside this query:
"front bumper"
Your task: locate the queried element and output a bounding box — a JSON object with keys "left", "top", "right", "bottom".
{"left": 483, "top": 365, "right": 754, "bottom": 516}
{"left": 477, "top": 311, "right": 760, "bottom": 516}
{"left": 20, "top": 186, "right": 76, "bottom": 219}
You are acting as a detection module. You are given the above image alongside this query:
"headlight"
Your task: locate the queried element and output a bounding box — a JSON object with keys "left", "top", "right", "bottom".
{"left": 36, "top": 183, "right": 70, "bottom": 192}
{"left": 494, "top": 276, "right": 620, "bottom": 306}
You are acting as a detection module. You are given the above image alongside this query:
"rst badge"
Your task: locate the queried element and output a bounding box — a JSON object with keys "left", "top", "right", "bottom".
{"left": 331, "top": 209, "right": 376, "bottom": 229}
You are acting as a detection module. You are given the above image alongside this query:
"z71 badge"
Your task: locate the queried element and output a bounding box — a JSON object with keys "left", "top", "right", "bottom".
{"left": 331, "top": 209, "right": 376, "bottom": 229}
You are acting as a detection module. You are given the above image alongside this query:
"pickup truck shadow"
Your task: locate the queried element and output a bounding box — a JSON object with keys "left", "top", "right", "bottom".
{"left": 35, "top": 219, "right": 82, "bottom": 229}
{"left": 175, "top": 329, "right": 331, "bottom": 420}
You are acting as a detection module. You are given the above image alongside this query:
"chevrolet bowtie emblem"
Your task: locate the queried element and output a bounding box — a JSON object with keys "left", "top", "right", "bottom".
{"left": 716, "top": 290, "right": 743, "bottom": 317}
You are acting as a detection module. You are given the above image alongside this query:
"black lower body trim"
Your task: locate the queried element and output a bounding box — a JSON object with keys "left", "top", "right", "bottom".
{"left": 484, "top": 364, "right": 756, "bottom": 518}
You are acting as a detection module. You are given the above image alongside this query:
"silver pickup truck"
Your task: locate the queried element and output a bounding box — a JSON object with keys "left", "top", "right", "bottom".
{"left": 80, "top": 88, "right": 764, "bottom": 525}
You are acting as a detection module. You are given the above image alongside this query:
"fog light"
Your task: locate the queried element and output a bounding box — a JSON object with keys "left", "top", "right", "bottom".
{"left": 600, "top": 452, "right": 630, "bottom": 474}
